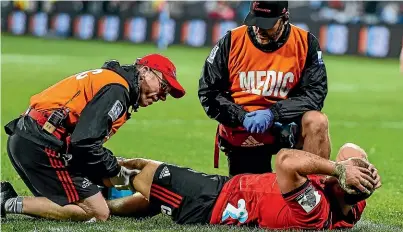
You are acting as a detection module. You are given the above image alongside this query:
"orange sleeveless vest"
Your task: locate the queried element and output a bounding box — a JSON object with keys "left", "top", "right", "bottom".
{"left": 214, "top": 24, "right": 309, "bottom": 167}
{"left": 29, "top": 69, "right": 130, "bottom": 141}
{"left": 228, "top": 24, "right": 308, "bottom": 111}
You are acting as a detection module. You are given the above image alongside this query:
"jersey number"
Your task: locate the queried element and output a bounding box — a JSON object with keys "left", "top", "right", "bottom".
{"left": 75, "top": 69, "right": 103, "bottom": 80}
{"left": 221, "top": 199, "right": 248, "bottom": 223}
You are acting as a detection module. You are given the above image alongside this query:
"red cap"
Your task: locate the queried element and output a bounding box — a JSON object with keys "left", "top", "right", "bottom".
{"left": 136, "top": 54, "right": 185, "bottom": 98}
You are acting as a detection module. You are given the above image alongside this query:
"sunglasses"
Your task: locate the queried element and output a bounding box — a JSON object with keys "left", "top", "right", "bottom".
{"left": 150, "top": 69, "right": 170, "bottom": 95}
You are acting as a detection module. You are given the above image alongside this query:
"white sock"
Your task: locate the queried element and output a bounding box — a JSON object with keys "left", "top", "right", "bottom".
{"left": 4, "top": 196, "right": 23, "bottom": 214}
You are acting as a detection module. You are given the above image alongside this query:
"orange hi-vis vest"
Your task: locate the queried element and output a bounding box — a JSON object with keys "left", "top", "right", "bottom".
{"left": 214, "top": 24, "right": 309, "bottom": 168}
{"left": 29, "top": 69, "right": 130, "bottom": 140}
{"left": 229, "top": 24, "right": 308, "bottom": 111}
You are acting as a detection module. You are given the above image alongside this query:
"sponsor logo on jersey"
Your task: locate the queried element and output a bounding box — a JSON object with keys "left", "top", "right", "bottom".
{"left": 295, "top": 184, "right": 321, "bottom": 213}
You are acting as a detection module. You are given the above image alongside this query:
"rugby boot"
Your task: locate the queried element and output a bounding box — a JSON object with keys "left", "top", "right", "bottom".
{"left": 1, "top": 181, "right": 18, "bottom": 218}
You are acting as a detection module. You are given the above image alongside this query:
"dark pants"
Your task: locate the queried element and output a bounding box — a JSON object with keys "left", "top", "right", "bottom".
{"left": 6, "top": 134, "right": 99, "bottom": 206}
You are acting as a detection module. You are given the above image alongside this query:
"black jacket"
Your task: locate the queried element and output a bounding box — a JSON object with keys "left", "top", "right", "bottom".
{"left": 5, "top": 61, "right": 140, "bottom": 185}
{"left": 198, "top": 24, "right": 328, "bottom": 128}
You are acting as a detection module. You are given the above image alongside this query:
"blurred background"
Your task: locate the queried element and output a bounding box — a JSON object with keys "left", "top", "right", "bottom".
{"left": 2, "top": 0, "right": 403, "bottom": 58}
{"left": 3, "top": 0, "right": 403, "bottom": 24}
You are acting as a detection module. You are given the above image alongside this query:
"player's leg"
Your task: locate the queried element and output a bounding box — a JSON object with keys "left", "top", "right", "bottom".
{"left": 297, "top": 111, "right": 331, "bottom": 160}
{"left": 106, "top": 158, "right": 162, "bottom": 217}
{"left": 119, "top": 158, "right": 162, "bottom": 199}
{"left": 145, "top": 163, "right": 229, "bottom": 224}
{"left": 9, "top": 193, "right": 107, "bottom": 221}
{"left": 107, "top": 192, "right": 151, "bottom": 217}
{"left": 3, "top": 134, "right": 110, "bottom": 221}
{"left": 120, "top": 159, "right": 229, "bottom": 224}
{"left": 2, "top": 180, "right": 108, "bottom": 221}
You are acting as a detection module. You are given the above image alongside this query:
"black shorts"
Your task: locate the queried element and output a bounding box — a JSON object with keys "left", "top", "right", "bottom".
{"left": 148, "top": 164, "right": 229, "bottom": 224}
{"left": 6, "top": 134, "right": 100, "bottom": 206}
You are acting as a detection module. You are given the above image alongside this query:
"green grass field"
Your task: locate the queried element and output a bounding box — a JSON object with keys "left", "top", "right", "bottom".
{"left": 1, "top": 34, "right": 403, "bottom": 232}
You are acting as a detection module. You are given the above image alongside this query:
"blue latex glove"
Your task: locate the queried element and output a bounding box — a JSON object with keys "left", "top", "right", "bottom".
{"left": 242, "top": 109, "right": 274, "bottom": 133}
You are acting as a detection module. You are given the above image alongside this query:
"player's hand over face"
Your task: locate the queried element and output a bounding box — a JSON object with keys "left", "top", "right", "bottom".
{"left": 337, "top": 159, "right": 375, "bottom": 195}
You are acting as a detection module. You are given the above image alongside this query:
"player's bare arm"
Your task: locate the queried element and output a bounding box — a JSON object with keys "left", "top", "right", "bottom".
{"left": 275, "top": 148, "right": 376, "bottom": 195}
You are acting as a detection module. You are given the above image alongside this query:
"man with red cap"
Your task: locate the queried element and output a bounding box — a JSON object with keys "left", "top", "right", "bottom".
{"left": 1, "top": 54, "right": 185, "bottom": 221}
{"left": 198, "top": 1, "right": 330, "bottom": 176}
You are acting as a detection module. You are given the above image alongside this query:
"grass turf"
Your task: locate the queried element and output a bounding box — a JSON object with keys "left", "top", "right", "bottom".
{"left": 1, "top": 34, "right": 403, "bottom": 231}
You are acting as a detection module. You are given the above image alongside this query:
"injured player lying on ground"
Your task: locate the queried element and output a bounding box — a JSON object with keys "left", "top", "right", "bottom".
{"left": 107, "top": 143, "right": 381, "bottom": 230}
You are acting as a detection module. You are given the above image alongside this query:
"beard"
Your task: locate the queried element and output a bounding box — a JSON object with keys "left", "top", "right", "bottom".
{"left": 254, "top": 20, "right": 285, "bottom": 44}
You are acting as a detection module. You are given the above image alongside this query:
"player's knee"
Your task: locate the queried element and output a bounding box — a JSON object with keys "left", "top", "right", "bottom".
{"left": 85, "top": 201, "right": 110, "bottom": 221}
{"left": 93, "top": 208, "right": 110, "bottom": 221}
{"left": 80, "top": 205, "right": 110, "bottom": 221}
{"left": 66, "top": 204, "right": 110, "bottom": 221}
{"left": 302, "top": 111, "right": 329, "bottom": 135}
{"left": 77, "top": 193, "right": 110, "bottom": 221}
